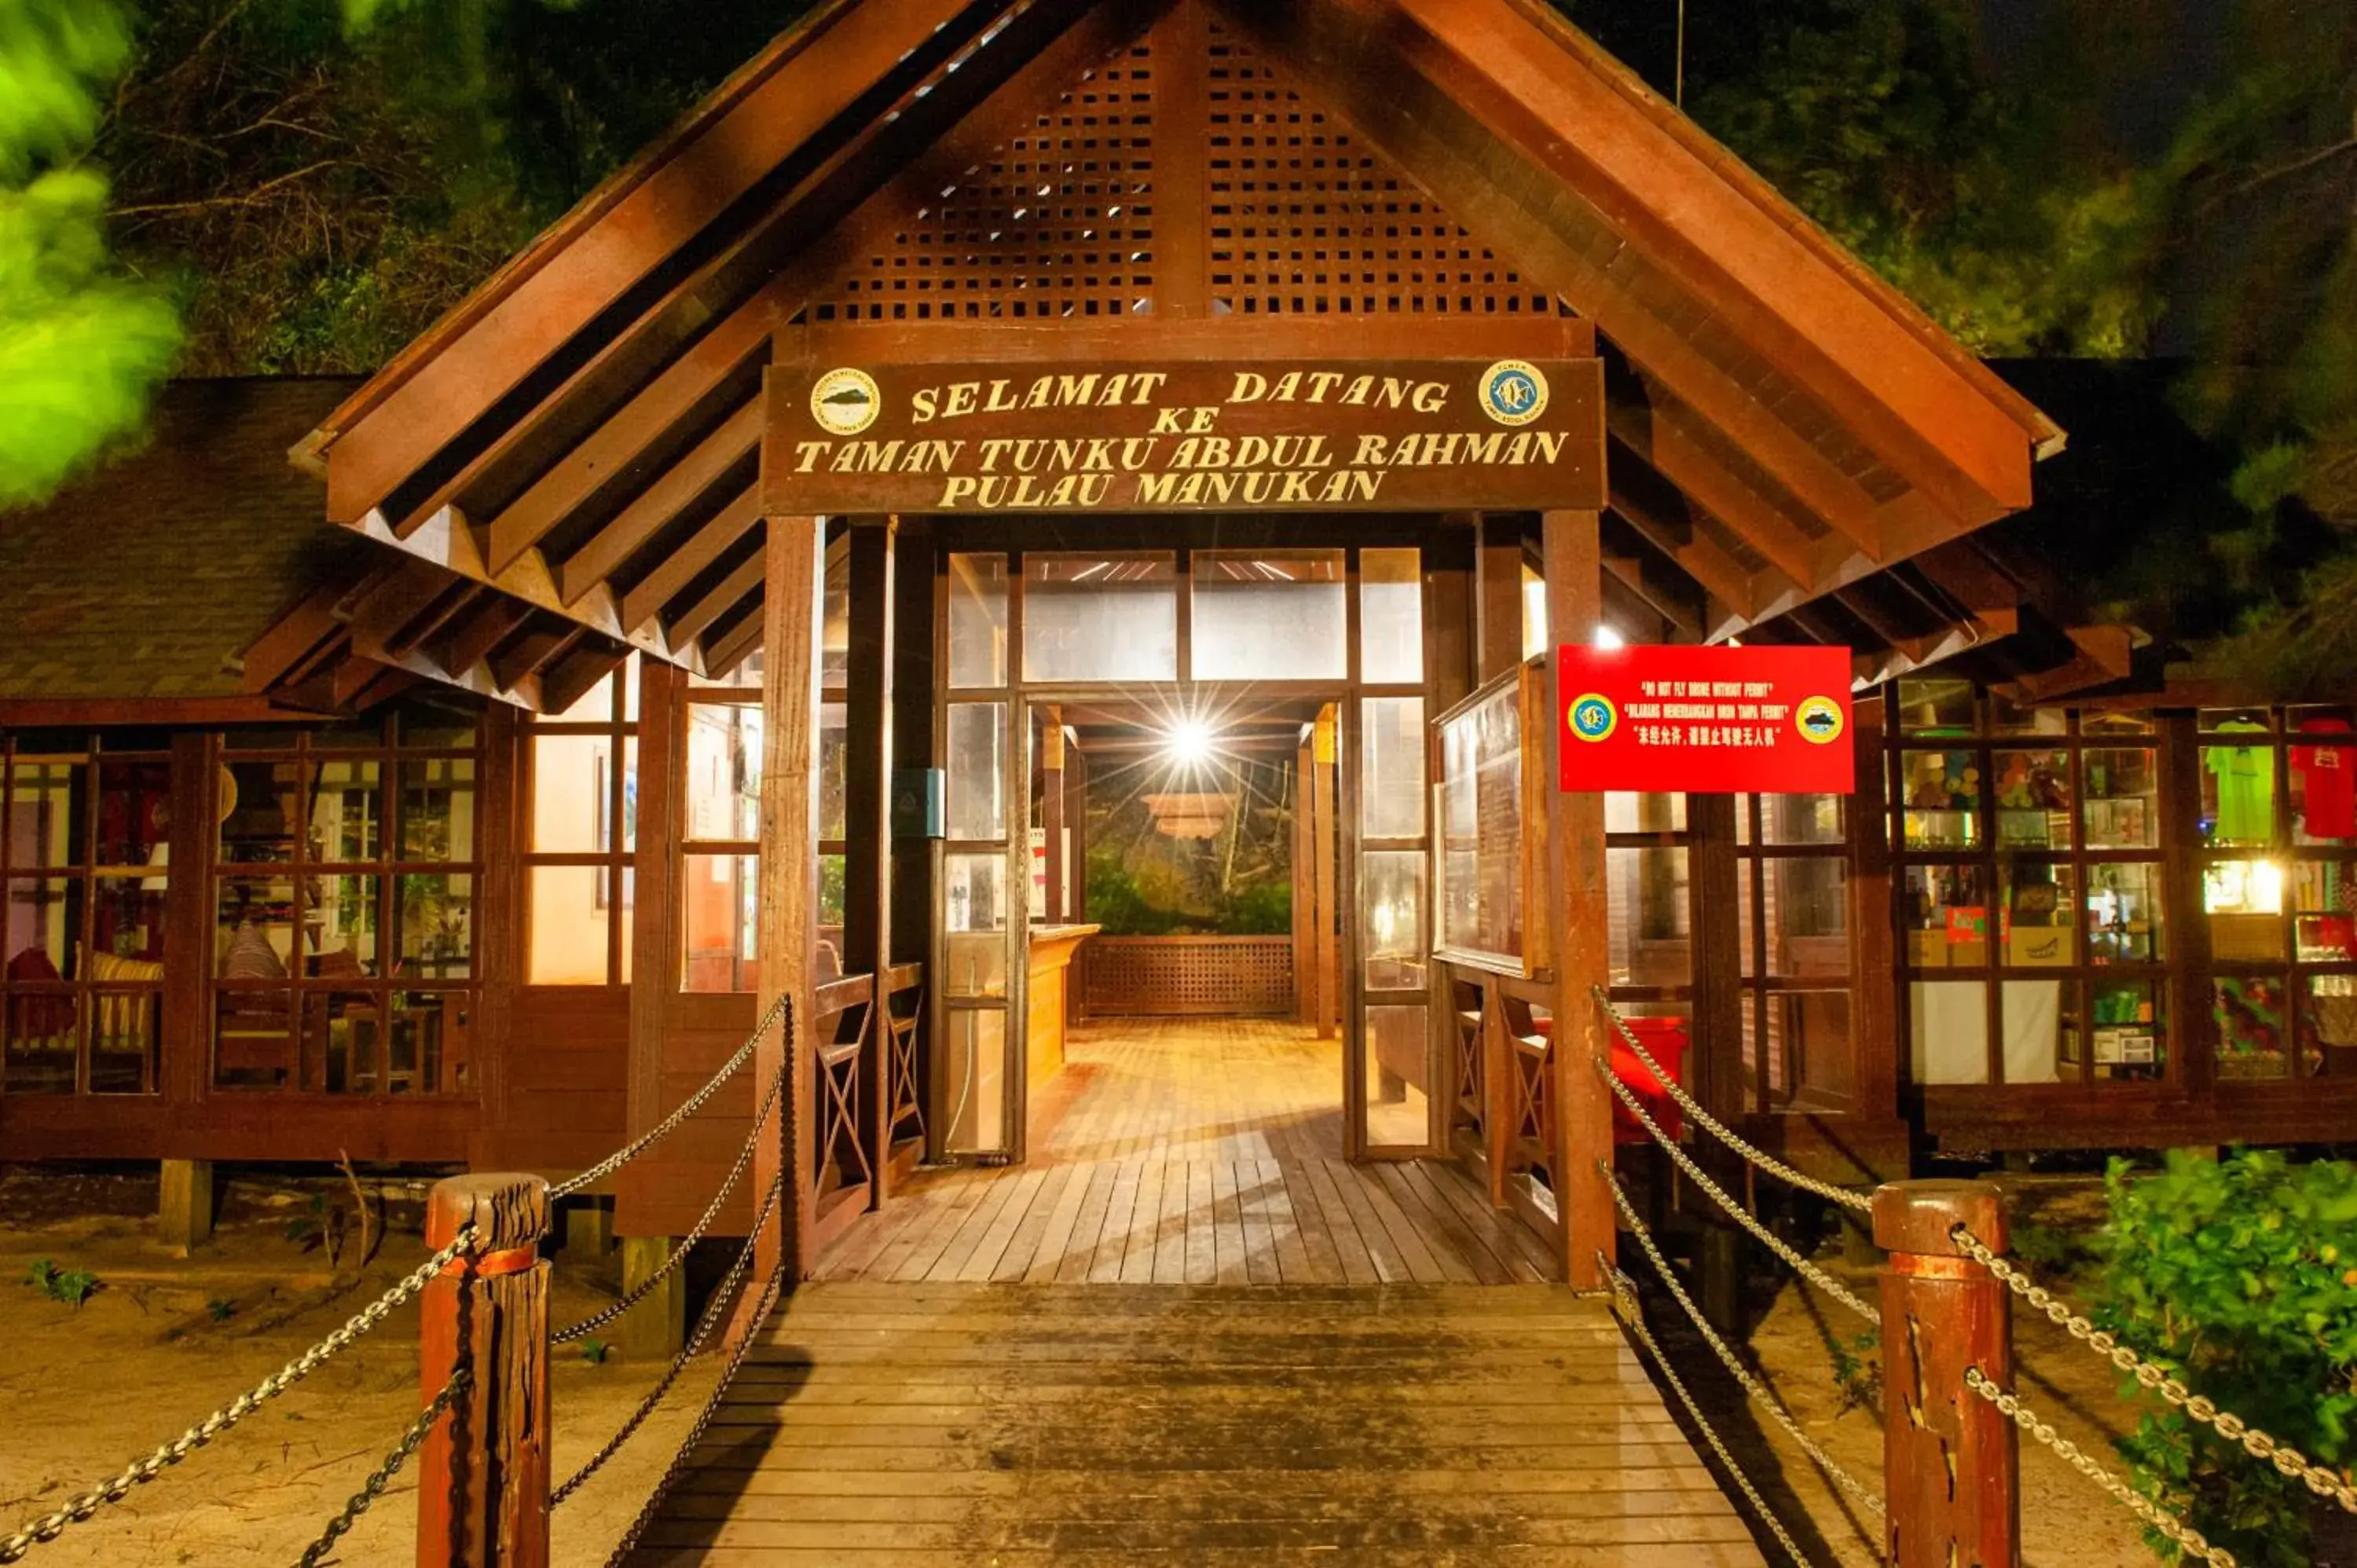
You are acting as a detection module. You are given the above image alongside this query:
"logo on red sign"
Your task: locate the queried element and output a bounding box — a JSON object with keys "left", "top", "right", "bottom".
{"left": 1558, "top": 644, "right": 1856, "bottom": 794}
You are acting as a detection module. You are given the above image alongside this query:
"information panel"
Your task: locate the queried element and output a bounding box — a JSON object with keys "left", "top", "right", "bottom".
{"left": 1558, "top": 644, "right": 1856, "bottom": 794}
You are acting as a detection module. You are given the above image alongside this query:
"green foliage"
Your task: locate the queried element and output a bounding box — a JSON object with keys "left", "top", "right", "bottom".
{"left": 2011, "top": 1220, "right": 2099, "bottom": 1279}
{"left": 578, "top": 1337, "right": 610, "bottom": 1365}
{"left": 2096, "top": 1150, "right": 2357, "bottom": 1565}
{"left": 1827, "top": 1329, "right": 1882, "bottom": 1416}
{"left": 0, "top": 0, "right": 181, "bottom": 509}
{"left": 206, "top": 1296, "right": 236, "bottom": 1322}
{"left": 23, "top": 1257, "right": 101, "bottom": 1307}
{"left": 1083, "top": 853, "right": 1184, "bottom": 938}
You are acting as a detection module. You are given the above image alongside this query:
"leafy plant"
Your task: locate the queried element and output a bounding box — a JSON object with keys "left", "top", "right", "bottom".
{"left": 2011, "top": 1220, "right": 2099, "bottom": 1279}
{"left": 1827, "top": 1329, "right": 1883, "bottom": 1416}
{"left": 24, "top": 1258, "right": 99, "bottom": 1307}
{"left": 579, "top": 1338, "right": 610, "bottom": 1365}
{"left": 2096, "top": 1149, "right": 2357, "bottom": 1566}
{"left": 207, "top": 1297, "right": 236, "bottom": 1322}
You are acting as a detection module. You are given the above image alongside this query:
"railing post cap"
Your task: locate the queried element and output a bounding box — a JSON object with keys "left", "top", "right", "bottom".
{"left": 1870, "top": 1177, "right": 2007, "bottom": 1256}
{"left": 425, "top": 1172, "right": 552, "bottom": 1252}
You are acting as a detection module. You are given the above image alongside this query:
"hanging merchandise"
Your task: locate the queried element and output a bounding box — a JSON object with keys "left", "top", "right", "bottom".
{"left": 2206, "top": 719, "right": 2275, "bottom": 843}
{"left": 2289, "top": 715, "right": 2355, "bottom": 841}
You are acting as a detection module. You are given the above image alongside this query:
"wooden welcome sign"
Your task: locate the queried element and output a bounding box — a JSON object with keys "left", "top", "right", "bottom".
{"left": 761, "top": 323, "right": 1604, "bottom": 515}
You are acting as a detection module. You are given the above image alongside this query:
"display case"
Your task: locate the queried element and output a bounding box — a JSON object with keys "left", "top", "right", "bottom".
{"left": 1433, "top": 660, "right": 1550, "bottom": 977}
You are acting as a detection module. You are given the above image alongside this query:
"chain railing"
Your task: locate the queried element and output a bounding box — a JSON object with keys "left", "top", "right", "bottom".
{"left": 0, "top": 1225, "right": 480, "bottom": 1565}
{"left": 295, "top": 1363, "right": 471, "bottom": 1568}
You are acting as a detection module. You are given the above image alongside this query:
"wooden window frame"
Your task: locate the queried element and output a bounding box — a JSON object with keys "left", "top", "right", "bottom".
{"left": 522, "top": 660, "right": 639, "bottom": 988}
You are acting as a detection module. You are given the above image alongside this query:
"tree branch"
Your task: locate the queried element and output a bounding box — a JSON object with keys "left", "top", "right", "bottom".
{"left": 110, "top": 159, "right": 344, "bottom": 219}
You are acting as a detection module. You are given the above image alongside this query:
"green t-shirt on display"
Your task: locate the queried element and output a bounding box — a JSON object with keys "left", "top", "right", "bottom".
{"left": 2208, "top": 720, "right": 2275, "bottom": 843}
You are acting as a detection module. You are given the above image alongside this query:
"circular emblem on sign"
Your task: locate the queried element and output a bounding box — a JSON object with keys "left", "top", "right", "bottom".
{"left": 1479, "top": 359, "right": 1549, "bottom": 427}
{"left": 1794, "top": 694, "right": 1846, "bottom": 746}
{"left": 1568, "top": 693, "right": 1618, "bottom": 745}
{"left": 809, "top": 367, "right": 881, "bottom": 436}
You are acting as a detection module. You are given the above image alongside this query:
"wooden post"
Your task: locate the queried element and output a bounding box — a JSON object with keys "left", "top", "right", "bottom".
{"left": 1477, "top": 513, "right": 1527, "bottom": 682}
{"left": 614, "top": 1234, "right": 685, "bottom": 1360}
{"left": 1542, "top": 509, "right": 1615, "bottom": 1291}
{"left": 1294, "top": 738, "right": 1314, "bottom": 1025}
{"left": 1874, "top": 1179, "right": 2018, "bottom": 1567}
{"left": 1313, "top": 705, "right": 1340, "bottom": 1041}
{"left": 845, "top": 519, "right": 896, "bottom": 1203}
{"left": 418, "top": 1174, "right": 550, "bottom": 1568}
{"left": 755, "top": 513, "right": 825, "bottom": 1289}
{"left": 1042, "top": 705, "right": 1065, "bottom": 922}
{"left": 159, "top": 1159, "right": 213, "bottom": 1255}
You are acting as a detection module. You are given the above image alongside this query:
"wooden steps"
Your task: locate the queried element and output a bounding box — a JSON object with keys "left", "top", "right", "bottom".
{"left": 623, "top": 1282, "right": 1767, "bottom": 1566}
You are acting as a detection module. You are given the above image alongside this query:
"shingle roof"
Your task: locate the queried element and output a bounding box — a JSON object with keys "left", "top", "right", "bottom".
{"left": 0, "top": 378, "right": 362, "bottom": 701}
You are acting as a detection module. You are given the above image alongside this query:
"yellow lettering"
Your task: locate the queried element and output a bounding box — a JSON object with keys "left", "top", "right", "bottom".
{"left": 1055, "top": 373, "right": 1100, "bottom": 407}
{"left": 939, "top": 475, "right": 977, "bottom": 507}
{"left": 1187, "top": 405, "right": 1219, "bottom": 434}
{"left": 1340, "top": 375, "right": 1374, "bottom": 406}
{"left": 1269, "top": 371, "right": 1303, "bottom": 402}
{"left": 1376, "top": 377, "right": 1413, "bottom": 409}
{"left": 1353, "top": 434, "right": 1389, "bottom": 466}
{"left": 944, "top": 383, "right": 979, "bottom": 418}
{"left": 1096, "top": 374, "right": 1131, "bottom": 406}
{"left": 1461, "top": 431, "right": 1505, "bottom": 464}
{"left": 1229, "top": 371, "right": 1268, "bottom": 404}
{"left": 794, "top": 441, "right": 828, "bottom": 474}
{"left": 1410, "top": 379, "right": 1448, "bottom": 413}
{"left": 1533, "top": 431, "right": 1568, "bottom": 465}
{"left": 1135, "top": 471, "right": 1183, "bottom": 504}
{"left": 1505, "top": 432, "right": 1534, "bottom": 465}
{"left": 1128, "top": 372, "right": 1168, "bottom": 405}
{"left": 1304, "top": 372, "right": 1344, "bottom": 403}
{"left": 1021, "top": 376, "right": 1054, "bottom": 410}
{"left": 911, "top": 387, "right": 938, "bottom": 424}
{"left": 984, "top": 379, "right": 1019, "bottom": 412}
{"left": 852, "top": 440, "right": 902, "bottom": 474}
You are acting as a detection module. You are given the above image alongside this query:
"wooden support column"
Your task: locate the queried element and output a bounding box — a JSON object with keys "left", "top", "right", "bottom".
{"left": 1065, "top": 746, "right": 1088, "bottom": 923}
{"left": 614, "top": 1234, "right": 684, "bottom": 1360}
{"left": 158, "top": 1160, "right": 213, "bottom": 1255}
{"left": 621, "top": 659, "right": 680, "bottom": 1241}
{"left": 1313, "top": 705, "right": 1340, "bottom": 1040}
{"left": 1294, "top": 738, "right": 1314, "bottom": 1025}
{"left": 1478, "top": 513, "right": 1527, "bottom": 681}
{"left": 1875, "top": 1180, "right": 2018, "bottom": 1566}
{"left": 754, "top": 514, "right": 825, "bottom": 1289}
{"left": 418, "top": 1173, "right": 551, "bottom": 1568}
{"left": 1042, "top": 707, "right": 1065, "bottom": 922}
{"left": 1542, "top": 509, "right": 1615, "bottom": 1291}
{"left": 844, "top": 519, "right": 896, "bottom": 1203}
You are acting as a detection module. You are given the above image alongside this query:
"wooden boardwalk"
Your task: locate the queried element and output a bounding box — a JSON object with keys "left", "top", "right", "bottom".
{"left": 817, "top": 1020, "right": 1557, "bottom": 1286}
{"left": 626, "top": 1282, "right": 1770, "bottom": 1566}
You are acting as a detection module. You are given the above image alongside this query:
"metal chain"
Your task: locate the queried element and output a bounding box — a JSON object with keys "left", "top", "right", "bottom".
{"left": 551, "top": 991, "right": 790, "bottom": 1200}
{"left": 1963, "top": 1367, "right": 2241, "bottom": 1567}
{"left": 599, "top": 1206, "right": 793, "bottom": 1567}
{"left": 1596, "top": 1060, "right": 1879, "bottom": 1324}
{"left": 0, "top": 1226, "right": 478, "bottom": 1565}
{"left": 293, "top": 1365, "right": 470, "bottom": 1568}
{"left": 1593, "top": 986, "right": 1872, "bottom": 1214}
{"left": 1601, "top": 1258, "right": 1820, "bottom": 1566}
{"left": 1603, "top": 1167, "right": 1887, "bottom": 1519}
{"left": 552, "top": 1159, "right": 789, "bottom": 1508}
{"left": 553, "top": 1053, "right": 789, "bottom": 1346}
{"left": 1949, "top": 1223, "right": 2357, "bottom": 1515}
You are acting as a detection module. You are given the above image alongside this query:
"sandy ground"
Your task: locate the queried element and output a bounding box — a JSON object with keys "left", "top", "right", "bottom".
{"left": 0, "top": 1167, "right": 725, "bottom": 1568}
{"left": 1650, "top": 1173, "right": 2157, "bottom": 1567}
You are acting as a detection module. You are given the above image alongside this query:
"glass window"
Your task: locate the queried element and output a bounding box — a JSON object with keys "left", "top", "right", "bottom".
{"left": 683, "top": 853, "right": 759, "bottom": 995}
{"left": 944, "top": 854, "right": 1010, "bottom": 999}
{"left": 2289, "top": 715, "right": 2356, "bottom": 845}
{"left": 2000, "top": 863, "right": 2076, "bottom": 968}
{"left": 2201, "top": 723, "right": 2278, "bottom": 847}
{"left": 947, "top": 703, "right": 1006, "bottom": 841}
{"left": 684, "top": 705, "right": 763, "bottom": 843}
{"left": 1911, "top": 980, "right": 1990, "bottom": 1084}
{"left": 2214, "top": 975, "right": 2297, "bottom": 1079}
{"left": 2086, "top": 862, "right": 2165, "bottom": 963}
{"left": 1191, "top": 551, "right": 1346, "bottom": 681}
{"left": 1903, "top": 863, "right": 1990, "bottom": 969}
{"left": 1896, "top": 677, "right": 1975, "bottom": 735}
{"left": 310, "top": 760, "right": 383, "bottom": 863}
{"left": 1899, "top": 749, "right": 1983, "bottom": 849}
{"left": 526, "top": 864, "right": 611, "bottom": 984}
{"left": 948, "top": 555, "right": 1009, "bottom": 689}
{"left": 1992, "top": 748, "right": 2072, "bottom": 849}
{"left": 1437, "top": 679, "right": 1523, "bottom": 962}
{"left": 1022, "top": 554, "right": 1176, "bottom": 683}
{"left": 399, "top": 759, "right": 475, "bottom": 863}
{"left": 1761, "top": 794, "right": 1842, "bottom": 846}
{"left": 1361, "top": 851, "right": 1426, "bottom": 991}
{"left": 1362, "top": 1004, "right": 1430, "bottom": 1148}
{"left": 2079, "top": 980, "right": 2165, "bottom": 1081}
{"left": 522, "top": 661, "right": 636, "bottom": 987}
{"left": 1360, "top": 548, "right": 1424, "bottom": 684}
{"left": 1605, "top": 793, "right": 1687, "bottom": 833}
{"left": 1361, "top": 697, "right": 1424, "bottom": 840}
{"left": 1608, "top": 845, "right": 1689, "bottom": 987}
{"left": 2082, "top": 749, "right": 2158, "bottom": 848}
{"left": 2205, "top": 859, "right": 2286, "bottom": 962}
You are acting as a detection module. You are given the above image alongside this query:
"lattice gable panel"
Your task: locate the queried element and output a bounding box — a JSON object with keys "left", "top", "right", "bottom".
{"left": 801, "top": 0, "right": 1567, "bottom": 324}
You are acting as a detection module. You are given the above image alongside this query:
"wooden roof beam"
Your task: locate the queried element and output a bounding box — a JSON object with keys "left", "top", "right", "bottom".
{"left": 489, "top": 621, "right": 586, "bottom": 694}
{"left": 702, "top": 612, "right": 764, "bottom": 682}
{"left": 669, "top": 551, "right": 767, "bottom": 649}
{"left": 618, "top": 487, "right": 764, "bottom": 636}
{"left": 1607, "top": 404, "right": 1826, "bottom": 590}
{"left": 349, "top": 559, "right": 471, "bottom": 661}
{"left": 236, "top": 584, "right": 350, "bottom": 693}
{"left": 551, "top": 397, "right": 764, "bottom": 602}
{"left": 1604, "top": 461, "right": 1763, "bottom": 629}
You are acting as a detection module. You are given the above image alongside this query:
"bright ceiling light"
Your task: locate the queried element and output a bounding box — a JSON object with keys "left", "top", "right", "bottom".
{"left": 1594, "top": 624, "right": 1627, "bottom": 649}
{"left": 1165, "top": 717, "right": 1215, "bottom": 766}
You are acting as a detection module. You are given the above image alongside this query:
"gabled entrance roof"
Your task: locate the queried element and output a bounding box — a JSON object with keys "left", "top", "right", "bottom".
{"left": 300, "top": 0, "right": 2062, "bottom": 676}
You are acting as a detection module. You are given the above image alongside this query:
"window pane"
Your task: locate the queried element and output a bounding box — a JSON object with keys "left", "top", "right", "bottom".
{"left": 947, "top": 703, "right": 1006, "bottom": 841}
{"left": 2000, "top": 863, "right": 2075, "bottom": 968}
{"left": 948, "top": 554, "right": 1010, "bottom": 688}
{"left": 400, "top": 758, "right": 476, "bottom": 863}
{"left": 5, "top": 759, "right": 83, "bottom": 871}
{"left": 692, "top": 648, "right": 764, "bottom": 691}
{"left": 682, "top": 853, "right": 759, "bottom": 994}
{"left": 216, "top": 878, "right": 295, "bottom": 979}
{"left": 86, "top": 980, "right": 156, "bottom": 1094}
{"left": 1998, "top": 978, "right": 2069, "bottom": 1083}
{"left": 2082, "top": 749, "right": 2158, "bottom": 848}
{"left": 1191, "top": 551, "right": 1346, "bottom": 681}
{"left": 391, "top": 991, "right": 467, "bottom": 1094}
{"left": 2086, "top": 862, "right": 2165, "bottom": 962}
{"left": 1604, "top": 793, "right": 1686, "bottom": 833}
{"left": 91, "top": 877, "right": 166, "bottom": 965}
{"left": 1023, "top": 554, "right": 1177, "bottom": 683}
{"left": 941, "top": 1009, "right": 1006, "bottom": 1152}
{"left": 1896, "top": 678, "right": 1974, "bottom": 735}
{"left": 1766, "top": 991, "right": 1851, "bottom": 1108}
{"left": 1363, "top": 1004, "right": 1429, "bottom": 1148}
{"left": 1903, "top": 863, "right": 1989, "bottom": 969}
{"left": 303, "top": 989, "right": 379, "bottom": 1093}
{"left": 397, "top": 873, "right": 473, "bottom": 979}
{"left": 4, "top": 990, "right": 76, "bottom": 1094}
{"left": 2305, "top": 975, "right": 2357, "bottom": 1076}
{"left": 5, "top": 877, "right": 79, "bottom": 978}
{"left": 1520, "top": 563, "right": 1546, "bottom": 661}
{"left": 219, "top": 759, "right": 299, "bottom": 863}
{"left": 1362, "top": 696, "right": 1424, "bottom": 839}
{"left": 1607, "top": 845, "right": 1689, "bottom": 987}
{"left": 2290, "top": 716, "right": 2356, "bottom": 844}
{"left": 1361, "top": 548, "right": 1423, "bottom": 684}
{"left": 820, "top": 703, "right": 849, "bottom": 842}
{"left": 531, "top": 734, "right": 614, "bottom": 853}
{"left": 684, "top": 704, "right": 763, "bottom": 843}
{"left": 618, "top": 867, "right": 636, "bottom": 984}
{"left": 310, "top": 874, "right": 382, "bottom": 977}
{"left": 1987, "top": 693, "right": 2066, "bottom": 737}
{"left": 945, "top": 854, "right": 1009, "bottom": 999}
{"left": 823, "top": 568, "right": 851, "bottom": 687}
{"left": 621, "top": 737, "right": 640, "bottom": 853}
{"left": 2084, "top": 980, "right": 2165, "bottom": 1081}
{"left": 1760, "top": 793, "right": 1841, "bottom": 845}
{"left": 1362, "top": 850, "right": 1426, "bottom": 991}
{"left": 214, "top": 986, "right": 294, "bottom": 1089}
{"left": 310, "top": 760, "right": 382, "bottom": 863}
{"left": 2297, "top": 861, "right": 2357, "bottom": 961}
{"left": 1767, "top": 856, "right": 1848, "bottom": 976}
{"left": 527, "top": 864, "right": 614, "bottom": 984}
{"left": 1437, "top": 684, "right": 1523, "bottom": 960}
{"left": 1910, "top": 981, "right": 1989, "bottom": 1084}
{"left": 2205, "top": 859, "right": 2286, "bottom": 962}
{"left": 2202, "top": 725, "right": 2277, "bottom": 846}
{"left": 95, "top": 758, "right": 170, "bottom": 869}
{"left": 1899, "top": 750, "right": 1982, "bottom": 849}
{"left": 1992, "top": 749, "right": 2072, "bottom": 849}
{"left": 2214, "top": 975, "right": 2296, "bottom": 1079}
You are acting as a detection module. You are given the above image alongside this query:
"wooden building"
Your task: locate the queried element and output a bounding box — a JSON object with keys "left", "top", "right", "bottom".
{"left": 2, "top": 0, "right": 2332, "bottom": 1291}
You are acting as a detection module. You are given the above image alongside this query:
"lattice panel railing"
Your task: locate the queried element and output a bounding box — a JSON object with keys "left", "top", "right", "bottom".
{"left": 1202, "top": 16, "right": 1555, "bottom": 317}
{"left": 1083, "top": 936, "right": 1296, "bottom": 1017}
{"left": 808, "top": 44, "right": 1157, "bottom": 323}
{"left": 1451, "top": 980, "right": 1486, "bottom": 1145}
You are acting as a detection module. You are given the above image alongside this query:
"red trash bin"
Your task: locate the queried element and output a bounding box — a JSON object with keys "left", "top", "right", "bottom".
{"left": 1610, "top": 1017, "right": 1688, "bottom": 1145}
